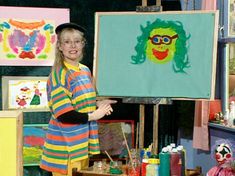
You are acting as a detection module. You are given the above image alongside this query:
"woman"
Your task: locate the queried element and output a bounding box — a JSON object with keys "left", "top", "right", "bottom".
{"left": 40, "top": 23, "right": 116, "bottom": 176}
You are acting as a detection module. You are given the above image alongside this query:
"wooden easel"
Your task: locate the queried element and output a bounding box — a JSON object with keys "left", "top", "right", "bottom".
{"left": 135, "top": 0, "right": 163, "bottom": 155}
{"left": 136, "top": 0, "right": 162, "bottom": 12}
{"left": 138, "top": 0, "right": 163, "bottom": 155}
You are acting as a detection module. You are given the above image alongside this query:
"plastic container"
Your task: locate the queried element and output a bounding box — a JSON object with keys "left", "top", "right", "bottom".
{"left": 159, "top": 147, "right": 170, "bottom": 176}
{"left": 146, "top": 158, "right": 159, "bottom": 176}
{"left": 177, "top": 145, "right": 186, "bottom": 176}
{"left": 141, "top": 158, "right": 149, "bottom": 176}
{"left": 170, "top": 148, "right": 181, "bottom": 176}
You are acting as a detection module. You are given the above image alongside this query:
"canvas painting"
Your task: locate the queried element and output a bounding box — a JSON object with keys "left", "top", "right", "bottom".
{"left": 23, "top": 124, "right": 47, "bottom": 166}
{"left": 0, "top": 6, "right": 69, "bottom": 66}
{"left": 94, "top": 11, "right": 218, "bottom": 99}
{"left": 2, "top": 76, "right": 49, "bottom": 112}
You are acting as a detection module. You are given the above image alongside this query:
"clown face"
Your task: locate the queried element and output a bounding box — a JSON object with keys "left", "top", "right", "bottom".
{"left": 215, "top": 143, "right": 233, "bottom": 164}
{"left": 146, "top": 28, "right": 178, "bottom": 64}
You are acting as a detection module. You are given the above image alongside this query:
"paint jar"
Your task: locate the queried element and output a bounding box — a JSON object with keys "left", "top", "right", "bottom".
{"left": 141, "top": 158, "right": 149, "bottom": 176}
{"left": 109, "top": 161, "right": 123, "bottom": 174}
{"left": 146, "top": 158, "right": 159, "bottom": 176}
{"left": 128, "top": 149, "right": 141, "bottom": 176}
{"left": 93, "top": 161, "right": 103, "bottom": 173}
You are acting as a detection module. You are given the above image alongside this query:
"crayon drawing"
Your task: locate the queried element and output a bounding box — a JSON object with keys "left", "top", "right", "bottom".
{"left": 2, "top": 76, "right": 49, "bottom": 112}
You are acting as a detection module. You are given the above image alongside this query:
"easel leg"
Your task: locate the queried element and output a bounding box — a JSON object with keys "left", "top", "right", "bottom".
{"left": 153, "top": 104, "right": 159, "bottom": 154}
{"left": 139, "top": 104, "right": 145, "bottom": 149}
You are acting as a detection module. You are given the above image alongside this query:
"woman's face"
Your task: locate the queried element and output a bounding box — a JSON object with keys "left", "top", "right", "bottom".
{"left": 59, "top": 29, "right": 85, "bottom": 64}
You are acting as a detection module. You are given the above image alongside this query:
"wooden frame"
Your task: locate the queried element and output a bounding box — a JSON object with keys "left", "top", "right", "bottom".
{"left": 2, "top": 76, "right": 49, "bottom": 112}
{"left": 0, "top": 110, "right": 23, "bottom": 176}
{"left": 23, "top": 124, "right": 48, "bottom": 166}
{"left": 97, "top": 120, "right": 135, "bottom": 158}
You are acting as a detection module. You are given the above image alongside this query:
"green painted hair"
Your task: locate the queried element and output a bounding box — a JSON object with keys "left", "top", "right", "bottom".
{"left": 131, "top": 18, "right": 191, "bottom": 73}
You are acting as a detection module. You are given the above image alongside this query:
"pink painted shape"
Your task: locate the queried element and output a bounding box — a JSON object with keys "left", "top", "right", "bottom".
{"left": 36, "top": 34, "right": 46, "bottom": 54}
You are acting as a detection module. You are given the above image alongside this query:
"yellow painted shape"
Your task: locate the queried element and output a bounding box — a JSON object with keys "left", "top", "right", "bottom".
{"left": 3, "top": 29, "right": 10, "bottom": 52}
{"left": 44, "top": 31, "right": 51, "bottom": 53}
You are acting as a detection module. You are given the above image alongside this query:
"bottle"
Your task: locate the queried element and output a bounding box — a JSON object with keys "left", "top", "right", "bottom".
{"left": 141, "top": 149, "right": 149, "bottom": 176}
{"left": 170, "top": 148, "right": 181, "bottom": 176}
{"left": 176, "top": 145, "right": 186, "bottom": 176}
{"left": 128, "top": 149, "right": 141, "bottom": 176}
{"left": 223, "top": 109, "right": 229, "bottom": 126}
{"left": 228, "top": 101, "right": 235, "bottom": 127}
{"left": 146, "top": 158, "right": 159, "bottom": 176}
{"left": 167, "top": 145, "right": 173, "bottom": 153}
{"left": 170, "top": 143, "right": 176, "bottom": 148}
{"left": 159, "top": 147, "right": 170, "bottom": 176}
{"left": 141, "top": 158, "right": 149, "bottom": 176}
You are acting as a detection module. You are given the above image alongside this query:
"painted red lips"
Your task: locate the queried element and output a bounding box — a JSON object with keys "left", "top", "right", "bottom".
{"left": 152, "top": 48, "right": 169, "bottom": 60}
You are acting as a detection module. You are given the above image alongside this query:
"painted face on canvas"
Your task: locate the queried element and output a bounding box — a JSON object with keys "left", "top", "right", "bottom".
{"left": 146, "top": 28, "right": 178, "bottom": 64}
{"left": 131, "top": 18, "right": 190, "bottom": 73}
{"left": 59, "top": 30, "right": 85, "bottom": 64}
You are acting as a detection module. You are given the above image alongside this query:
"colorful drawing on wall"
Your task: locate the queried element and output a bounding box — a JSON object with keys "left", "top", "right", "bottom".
{"left": 0, "top": 6, "right": 70, "bottom": 66}
{"left": 229, "top": 0, "right": 235, "bottom": 36}
{"left": 2, "top": 76, "right": 49, "bottom": 112}
{"left": 131, "top": 18, "right": 191, "bottom": 73}
{"left": 98, "top": 120, "right": 134, "bottom": 158}
{"left": 229, "top": 44, "right": 235, "bottom": 102}
{"left": 23, "top": 124, "right": 48, "bottom": 166}
{"left": 94, "top": 11, "right": 218, "bottom": 99}
{"left": 0, "top": 18, "right": 56, "bottom": 61}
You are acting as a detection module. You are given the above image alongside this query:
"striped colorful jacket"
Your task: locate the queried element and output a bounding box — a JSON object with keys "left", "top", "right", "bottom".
{"left": 40, "top": 62, "right": 100, "bottom": 174}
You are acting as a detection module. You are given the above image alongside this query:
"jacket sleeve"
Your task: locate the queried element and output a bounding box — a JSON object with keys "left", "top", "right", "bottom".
{"left": 57, "top": 110, "right": 88, "bottom": 124}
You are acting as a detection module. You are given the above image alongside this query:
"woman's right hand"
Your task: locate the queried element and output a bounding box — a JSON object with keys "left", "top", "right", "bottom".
{"left": 88, "top": 103, "right": 113, "bottom": 121}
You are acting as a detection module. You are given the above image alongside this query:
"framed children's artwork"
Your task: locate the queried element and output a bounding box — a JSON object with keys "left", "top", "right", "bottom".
{"left": 0, "top": 6, "right": 70, "bottom": 66}
{"left": 229, "top": 43, "right": 235, "bottom": 102}
{"left": 97, "top": 120, "right": 134, "bottom": 158}
{"left": 93, "top": 11, "right": 219, "bottom": 99}
{"left": 23, "top": 124, "right": 48, "bottom": 166}
{"left": 223, "top": 0, "right": 235, "bottom": 37}
{"left": 228, "top": 0, "right": 235, "bottom": 36}
{"left": 2, "top": 76, "right": 49, "bottom": 112}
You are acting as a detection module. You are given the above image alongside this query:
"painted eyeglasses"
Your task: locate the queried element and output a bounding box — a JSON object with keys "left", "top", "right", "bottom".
{"left": 148, "top": 34, "right": 178, "bottom": 45}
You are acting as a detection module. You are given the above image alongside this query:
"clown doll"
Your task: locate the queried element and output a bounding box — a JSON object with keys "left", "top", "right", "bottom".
{"left": 207, "top": 140, "right": 235, "bottom": 176}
